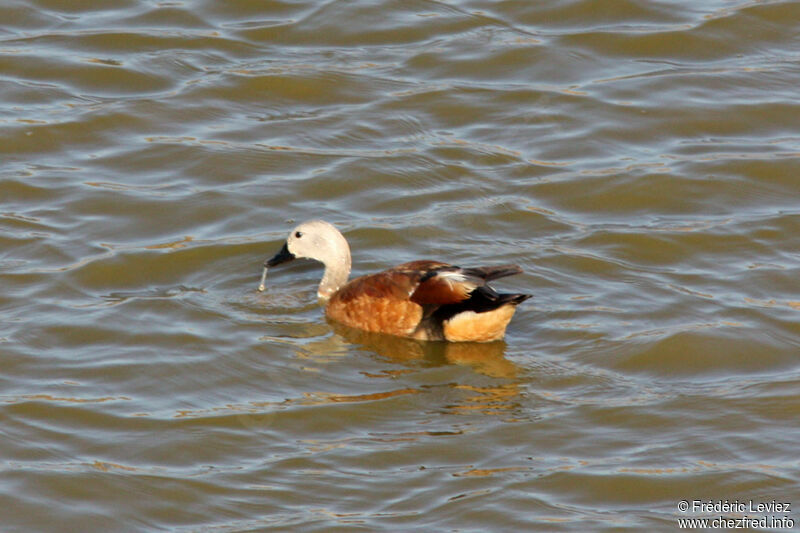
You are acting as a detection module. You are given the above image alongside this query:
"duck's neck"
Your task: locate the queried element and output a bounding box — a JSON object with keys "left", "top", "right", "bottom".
{"left": 318, "top": 253, "right": 351, "bottom": 300}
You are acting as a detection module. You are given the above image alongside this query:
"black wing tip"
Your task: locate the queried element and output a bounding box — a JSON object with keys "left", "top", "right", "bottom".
{"left": 465, "top": 264, "right": 524, "bottom": 282}
{"left": 506, "top": 293, "right": 532, "bottom": 305}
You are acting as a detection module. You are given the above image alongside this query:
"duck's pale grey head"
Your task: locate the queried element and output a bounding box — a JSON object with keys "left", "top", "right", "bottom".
{"left": 259, "top": 220, "right": 352, "bottom": 299}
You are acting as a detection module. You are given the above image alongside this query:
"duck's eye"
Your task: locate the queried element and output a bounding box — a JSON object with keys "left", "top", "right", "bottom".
{"left": 295, "top": 231, "right": 303, "bottom": 238}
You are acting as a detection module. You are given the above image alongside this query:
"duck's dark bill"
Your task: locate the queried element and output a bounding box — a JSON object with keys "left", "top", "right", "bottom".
{"left": 266, "top": 242, "right": 295, "bottom": 267}
{"left": 259, "top": 241, "right": 295, "bottom": 292}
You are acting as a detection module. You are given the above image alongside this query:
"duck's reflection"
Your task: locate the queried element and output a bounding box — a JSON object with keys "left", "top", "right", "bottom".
{"left": 329, "top": 320, "right": 520, "bottom": 379}
{"left": 328, "top": 321, "right": 524, "bottom": 417}
{"left": 175, "top": 321, "right": 525, "bottom": 429}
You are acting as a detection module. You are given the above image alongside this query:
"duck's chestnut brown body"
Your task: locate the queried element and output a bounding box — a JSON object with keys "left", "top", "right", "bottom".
{"left": 326, "top": 260, "right": 530, "bottom": 342}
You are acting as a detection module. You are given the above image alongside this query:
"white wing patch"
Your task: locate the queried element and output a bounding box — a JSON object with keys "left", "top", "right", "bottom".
{"left": 437, "top": 271, "right": 468, "bottom": 283}
{"left": 437, "top": 270, "right": 478, "bottom": 292}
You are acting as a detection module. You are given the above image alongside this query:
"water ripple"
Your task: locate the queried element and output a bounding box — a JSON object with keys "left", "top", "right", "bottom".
{"left": 2, "top": 0, "right": 800, "bottom": 531}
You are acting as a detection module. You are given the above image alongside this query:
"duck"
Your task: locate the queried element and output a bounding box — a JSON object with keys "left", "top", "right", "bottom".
{"left": 258, "top": 220, "right": 531, "bottom": 342}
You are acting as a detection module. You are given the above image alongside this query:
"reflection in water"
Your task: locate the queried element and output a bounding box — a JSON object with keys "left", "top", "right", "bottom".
{"left": 327, "top": 321, "right": 524, "bottom": 416}
{"left": 172, "top": 322, "right": 525, "bottom": 428}
{"left": 329, "top": 320, "right": 520, "bottom": 379}
{"left": 299, "top": 388, "right": 420, "bottom": 405}
{"left": 445, "top": 383, "right": 524, "bottom": 417}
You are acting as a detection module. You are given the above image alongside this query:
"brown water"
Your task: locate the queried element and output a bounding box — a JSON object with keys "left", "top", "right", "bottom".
{"left": 2, "top": 1, "right": 800, "bottom": 531}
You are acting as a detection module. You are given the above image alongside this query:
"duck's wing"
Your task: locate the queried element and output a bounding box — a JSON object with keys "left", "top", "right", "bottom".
{"left": 406, "top": 262, "right": 531, "bottom": 342}
{"left": 405, "top": 262, "right": 523, "bottom": 306}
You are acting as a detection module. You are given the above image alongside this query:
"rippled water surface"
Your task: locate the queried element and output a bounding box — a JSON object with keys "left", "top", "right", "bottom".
{"left": 3, "top": 0, "right": 800, "bottom": 531}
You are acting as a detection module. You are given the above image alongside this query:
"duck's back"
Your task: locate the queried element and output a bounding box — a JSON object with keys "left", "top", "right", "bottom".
{"left": 325, "top": 261, "right": 530, "bottom": 342}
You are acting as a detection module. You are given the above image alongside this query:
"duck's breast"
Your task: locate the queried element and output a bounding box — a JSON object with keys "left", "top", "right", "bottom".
{"left": 325, "top": 270, "right": 424, "bottom": 337}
